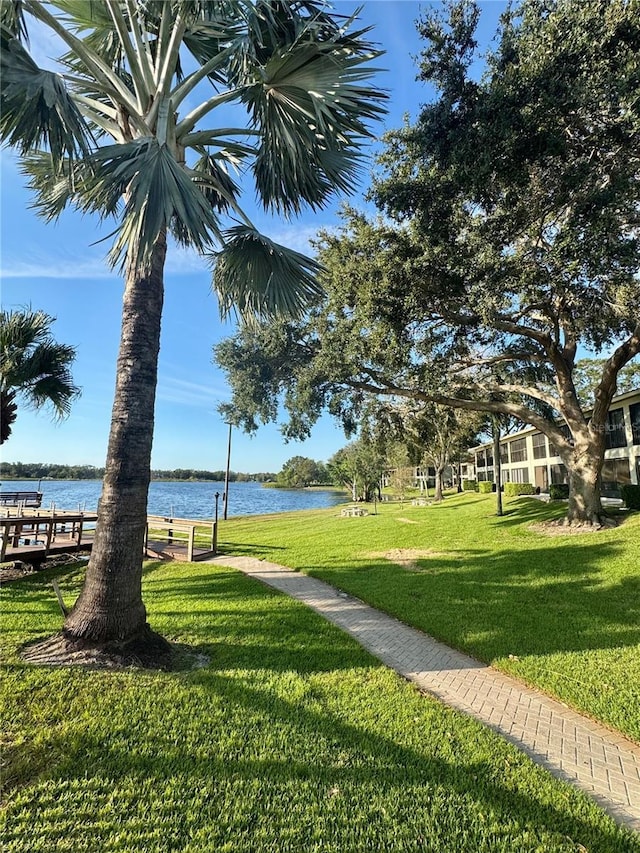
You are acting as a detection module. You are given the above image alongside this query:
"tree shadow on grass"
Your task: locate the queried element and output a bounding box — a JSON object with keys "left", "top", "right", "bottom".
{"left": 144, "top": 571, "right": 371, "bottom": 675}
{"left": 3, "top": 563, "right": 638, "bottom": 849}
{"left": 4, "top": 664, "right": 636, "bottom": 852}
{"left": 304, "top": 535, "right": 640, "bottom": 661}
{"left": 215, "top": 541, "right": 287, "bottom": 558}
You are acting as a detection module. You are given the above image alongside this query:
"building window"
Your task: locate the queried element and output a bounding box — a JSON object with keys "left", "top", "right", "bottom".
{"left": 534, "top": 465, "right": 549, "bottom": 491}
{"left": 476, "top": 450, "right": 486, "bottom": 468}
{"left": 501, "top": 469, "right": 510, "bottom": 483}
{"left": 509, "top": 438, "right": 528, "bottom": 463}
{"left": 605, "top": 408, "right": 627, "bottom": 449}
{"left": 511, "top": 467, "right": 529, "bottom": 483}
{"left": 629, "top": 403, "right": 640, "bottom": 446}
{"left": 477, "top": 470, "right": 487, "bottom": 482}
{"left": 532, "top": 433, "right": 547, "bottom": 459}
{"left": 601, "top": 458, "right": 631, "bottom": 497}
{"left": 550, "top": 464, "right": 568, "bottom": 485}
{"left": 500, "top": 444, "right": 509, "bottom": 463}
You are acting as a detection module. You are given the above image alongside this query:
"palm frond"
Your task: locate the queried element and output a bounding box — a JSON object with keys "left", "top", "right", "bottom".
{"left": 182, "top": 0, "right": 246, "bottom": 81}
{"left": 239, "top": 29, "right": 387, "bottom": 213}
{"left": 82, "top": 138, "right": 223, "bottom": 271}
{"left": 47, "top": 1, "right": 131, "bottom": 75}
{"left": 20, "top": 152, "right": 82, "bottom": 220}
{"left": 0, "top": 1, "right": 28, "bottom": 42}
{"left": 211, "top": 226, "right": 324, "bottom": 323}
{"left": 19, "top": 340, "right": 80, "bottom": 417}
{"left": 0, "top": 26, "right": 94, "bottom": 165}
{"left": 0, "top": 308, "right": 79, "bottom": 425}
{"left": 190, "top": 151, "right": 241, "bottom": 214}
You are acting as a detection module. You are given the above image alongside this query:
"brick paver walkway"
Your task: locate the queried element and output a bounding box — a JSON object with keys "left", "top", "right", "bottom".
{"left": 211, "top": 555, "right": 640, "bottom": 832}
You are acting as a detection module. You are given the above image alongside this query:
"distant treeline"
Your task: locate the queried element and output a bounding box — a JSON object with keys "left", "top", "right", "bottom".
{"left": 0, "top": 462, "right": 276, "bottom": 482}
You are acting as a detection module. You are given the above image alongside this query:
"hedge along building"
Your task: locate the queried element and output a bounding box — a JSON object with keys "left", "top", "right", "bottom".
{"left": 468, "top": 390, "right": 640, "bottom": 497}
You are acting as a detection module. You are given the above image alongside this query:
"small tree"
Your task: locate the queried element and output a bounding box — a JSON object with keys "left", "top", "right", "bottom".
{"left": 328, "top": 439, "right": 385, "bottom": 502}
{"left": 0, "top": 309, "right": 79, "bottom": 444}
{"left": 277, "top": 456, "right": 322, "bottom": 488}
{"left": 401, "top": 404, "right": 485, "bottom": 502}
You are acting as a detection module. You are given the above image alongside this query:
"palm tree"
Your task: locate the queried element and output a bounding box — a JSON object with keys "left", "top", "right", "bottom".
{"left": 0, "top": 308, "right": 80, "bottom": 445}
{"left": 1, "top": 1, "right": 386, "bottom": 660}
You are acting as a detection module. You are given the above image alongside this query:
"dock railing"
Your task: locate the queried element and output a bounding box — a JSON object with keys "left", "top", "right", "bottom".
{"left": 0, "top": 491, "right": 43, "bottom": 508}
{"left": 145, "top": 515, "right": 217, "bottom": 562}
{"left": 0, "top": 510, "right": 97, "bottom": 562}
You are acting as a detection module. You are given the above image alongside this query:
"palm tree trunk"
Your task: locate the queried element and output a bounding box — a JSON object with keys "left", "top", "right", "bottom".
{"left": 63, "top": 235, "right": 168, "bottom": 647}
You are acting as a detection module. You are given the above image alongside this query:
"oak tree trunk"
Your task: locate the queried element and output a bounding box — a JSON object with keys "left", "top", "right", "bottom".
{"left": 63, "top": 236, "right": 167, "bottom": 647}
{"left": 563, "top": 433, "right": 606, "bottom": 526}
{"left": 566, "top": 451, "right": 605, "bottom": 525}
{"left": 434, "top": 466, "right": 444, "bottom": 502}
{"left": 493, "top": 418, "right": 503, "bottom": 517}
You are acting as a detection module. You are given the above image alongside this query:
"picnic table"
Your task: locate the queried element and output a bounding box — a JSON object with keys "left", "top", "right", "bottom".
{"left": 341, "top": 506, "right": 369, "bottom": 517}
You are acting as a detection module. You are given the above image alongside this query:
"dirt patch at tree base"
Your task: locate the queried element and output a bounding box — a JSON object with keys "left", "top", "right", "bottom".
{"left": 529, "top": 517, "right": 618, "bottom": 536}
{"left": 366, "top": 548, "right": 445, "bottom": 571}
{"left": 20, "top": 630, "right": 208, "bottom": 672}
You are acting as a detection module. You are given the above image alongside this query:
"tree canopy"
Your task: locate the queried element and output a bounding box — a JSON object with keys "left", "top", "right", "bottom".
{"left": 276, "top": 455, "right": 327, "bottom": 488}
{"left": 216, "top": 0, "right": 640, "bottom": 525}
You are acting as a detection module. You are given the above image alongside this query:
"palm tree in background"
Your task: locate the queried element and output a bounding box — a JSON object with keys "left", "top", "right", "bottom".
{"left": 0, "top": 0, "right": 386, "bottom": 660}
{"left": 0, "top": 308, "right": 80, "bottom": 445}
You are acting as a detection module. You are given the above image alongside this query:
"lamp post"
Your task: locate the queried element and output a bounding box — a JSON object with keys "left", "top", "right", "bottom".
{"left": 214, "top": 491, "right": 220, "bottom": 554}
{"left": 223, "top": 422, "right": 232, "bottom": 521}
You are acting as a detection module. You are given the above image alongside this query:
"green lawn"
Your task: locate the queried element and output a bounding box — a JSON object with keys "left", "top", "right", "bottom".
{"left": 217, "top": 493, "right": 640, "bottom": 743}
{"left": 1, "top": 558, "right": 639, "bottom": 852}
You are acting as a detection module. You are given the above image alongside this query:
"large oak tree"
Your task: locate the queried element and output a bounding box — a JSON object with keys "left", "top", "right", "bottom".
{"left": 217, "top": 0, "right": 639, "bottom": 526}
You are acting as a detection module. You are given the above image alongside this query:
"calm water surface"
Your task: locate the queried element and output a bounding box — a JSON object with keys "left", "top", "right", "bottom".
{"left": 2, "top": 480, "right": 347, "bottom": 519}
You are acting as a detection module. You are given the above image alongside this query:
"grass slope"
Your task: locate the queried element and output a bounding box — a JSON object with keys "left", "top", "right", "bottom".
{"left": 1, "top": 559, "right": 638, "bottom": 851}
{"left": 219, "top": 493, "right": 640, "bottom": 743}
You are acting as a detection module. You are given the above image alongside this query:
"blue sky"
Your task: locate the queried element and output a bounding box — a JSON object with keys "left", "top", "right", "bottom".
{"left": 0, "top": 1, "right": 506, "bottom": 474}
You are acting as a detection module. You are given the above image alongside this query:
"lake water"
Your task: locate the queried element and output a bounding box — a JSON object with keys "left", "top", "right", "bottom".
{"left": 1, "top": 480, "right": 348, "bottom": 519}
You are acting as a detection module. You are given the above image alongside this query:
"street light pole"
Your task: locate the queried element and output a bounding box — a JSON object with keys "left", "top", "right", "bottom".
{"left": 223, "top": 422, "right": 232, "bottom": 521}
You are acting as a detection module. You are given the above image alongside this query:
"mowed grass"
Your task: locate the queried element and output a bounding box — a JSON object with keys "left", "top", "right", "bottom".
{"left": 1, "top": 559, "right": 639, "bottom": 852}
{"left": 218, "top": 493, "right": 640, "bottom": 743}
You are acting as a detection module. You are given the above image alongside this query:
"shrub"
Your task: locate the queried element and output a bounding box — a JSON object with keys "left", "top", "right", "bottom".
{"left": 478, "top": 481, "right": 493, "bottom": 493}
{"left": 549, "top": 483, "right": 570, "bottom": 500}
{"left": 463, "top": 479, "right": 477, "bottom": 491}
{"left": 620, "top": 484, "right": 640, "bottom": 509}
{"left": 504, "top": 482, "right": 535, "bottom": 497}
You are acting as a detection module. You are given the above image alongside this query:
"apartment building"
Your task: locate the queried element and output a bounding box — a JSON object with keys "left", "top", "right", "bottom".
{"left": 469, "top": 389, "right": 640, "bottom": 495}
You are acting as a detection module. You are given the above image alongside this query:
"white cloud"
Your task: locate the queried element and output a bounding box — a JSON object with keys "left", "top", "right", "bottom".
{"left": 0, "top": 252, "right": 117, "bottom": 280}
{"left": 1, "top": 243, "right": 209, "bottom": 281}
{"left": 156, "top": 376, "right": 226, "bottom": 408}
{"left": 261, "top": 224, "right": 330, "bottom": 256}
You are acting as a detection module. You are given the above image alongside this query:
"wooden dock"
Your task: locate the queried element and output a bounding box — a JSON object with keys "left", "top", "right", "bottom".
{"left": 145, "top": 515, "right": 217, "bottom": 562}
{"left": 1, "top": 509, "right": 217, "bottom": 567}
{"left": 0, "top": 509, "right": 98, "bottom": 564}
